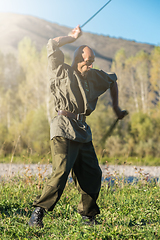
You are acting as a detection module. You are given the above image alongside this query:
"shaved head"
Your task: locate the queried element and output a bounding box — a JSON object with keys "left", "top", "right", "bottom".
{"left": 72, "top": 45, "right": 95, "bottom": 78}
{"left": 73, "top": 45, "right": 95, "bottom": 63}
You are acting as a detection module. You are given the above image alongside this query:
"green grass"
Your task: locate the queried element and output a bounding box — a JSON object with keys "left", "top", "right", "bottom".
{"left": 1, "top": 154, "right": 160, "bottom": 166}
{"left": 98, "top": 156, "right": 160, "bottom": 166}
{"left": 0, "top": 154, "right": 52, "bottom": 164}
{"left": 0, "top": 170, "right": 160, "bottom": 240}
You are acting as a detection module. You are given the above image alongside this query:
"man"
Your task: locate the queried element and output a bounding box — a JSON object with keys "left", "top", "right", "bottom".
{"left": 29, "top": 25, "right": 126, "bottom": 228}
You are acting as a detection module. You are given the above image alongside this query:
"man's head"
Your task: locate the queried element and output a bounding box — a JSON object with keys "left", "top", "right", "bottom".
{"left": 72, "top": 45, "right": 95, "bottom": 78}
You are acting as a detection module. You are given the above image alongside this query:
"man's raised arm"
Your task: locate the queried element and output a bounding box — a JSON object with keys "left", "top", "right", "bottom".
{"left": 53, "top": 25, "right": 82, "bottom": 47}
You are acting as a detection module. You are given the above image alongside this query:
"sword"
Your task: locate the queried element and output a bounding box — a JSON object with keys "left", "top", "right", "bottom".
{"left": 80, "top": 0, "right": 112, "bottom": 28}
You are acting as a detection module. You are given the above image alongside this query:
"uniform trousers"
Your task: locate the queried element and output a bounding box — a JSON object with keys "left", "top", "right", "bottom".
{"left": 33, "top": 136, "right": 102, "bottom": 217}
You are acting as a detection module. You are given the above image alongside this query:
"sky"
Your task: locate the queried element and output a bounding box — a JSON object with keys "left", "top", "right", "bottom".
{"left": 0, "top": 0, "right": 159, "bottom": 46}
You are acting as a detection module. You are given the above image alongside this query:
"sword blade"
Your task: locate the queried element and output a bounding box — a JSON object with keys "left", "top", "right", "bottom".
{"left": 80, "top": 0, "right": 112, "bottom": 28}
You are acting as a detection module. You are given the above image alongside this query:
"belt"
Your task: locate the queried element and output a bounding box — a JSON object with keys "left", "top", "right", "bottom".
{"left": 58, "top": 110, "right": 86, "bottom": 121}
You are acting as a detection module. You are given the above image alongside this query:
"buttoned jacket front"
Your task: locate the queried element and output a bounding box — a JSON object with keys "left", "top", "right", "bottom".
{"left": 47, "top": 39, "right": 117, "bottom": 143}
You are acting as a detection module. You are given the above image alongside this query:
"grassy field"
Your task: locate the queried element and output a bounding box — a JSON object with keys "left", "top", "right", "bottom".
{"left": 0, "top": 167, "right": 160, "bottom": 240}
{"left": 1, "top": 154, "right": 160, "bottom": 166}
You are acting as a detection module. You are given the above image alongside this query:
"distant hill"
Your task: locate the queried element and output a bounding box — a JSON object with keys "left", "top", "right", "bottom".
{"left": 0, "top": 12, "right": 155, "bottom": 71}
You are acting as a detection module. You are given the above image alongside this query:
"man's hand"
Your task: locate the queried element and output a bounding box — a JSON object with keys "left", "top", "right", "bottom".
{"left": 68, "top": 25, "right": 82, "bottom": 39}
{"left": 53, "top": 25, "right": 82, "bottom": 47}
{"left": 113, "top": 106, "right": 128, "bottom": 119}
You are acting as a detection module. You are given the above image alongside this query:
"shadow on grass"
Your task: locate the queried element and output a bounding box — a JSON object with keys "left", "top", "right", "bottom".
{"left": 0, "top": 202, "right": 33, "bottom": 218}
{"left": 128, "top": 218, "right": 159, "bottom": 227}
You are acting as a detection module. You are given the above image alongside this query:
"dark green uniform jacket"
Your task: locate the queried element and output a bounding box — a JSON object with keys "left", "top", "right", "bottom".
{"left": 47, "top": 39, "right": 117, "bottom": 143}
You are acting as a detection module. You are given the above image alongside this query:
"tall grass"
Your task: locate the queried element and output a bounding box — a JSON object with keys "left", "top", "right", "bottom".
{"left": 0, "top": 166, "right": 160, "bottom": 240}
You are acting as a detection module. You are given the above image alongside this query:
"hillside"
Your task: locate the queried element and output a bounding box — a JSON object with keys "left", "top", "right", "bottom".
{"left": 0, "top": 12, "right": 155, "bottom": 71}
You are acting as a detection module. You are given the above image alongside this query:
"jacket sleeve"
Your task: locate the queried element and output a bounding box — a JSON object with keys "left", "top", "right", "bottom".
{"left": 88, "top": 69, "right": 117, "bottom": 99}
{"left": 47, "top": 39, "right": 64, "bottom": 71}
{"left": 96, "top": 70, "right": 117, "bottom": 89}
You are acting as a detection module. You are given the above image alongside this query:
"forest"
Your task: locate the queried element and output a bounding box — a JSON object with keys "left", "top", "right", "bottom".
{"left": 0, "top": 37, "right": 160, "bottom": 162}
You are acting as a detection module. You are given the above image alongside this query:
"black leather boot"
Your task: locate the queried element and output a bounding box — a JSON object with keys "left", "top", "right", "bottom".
{"left": 82, "top": 215, "right": 99, "bottom": 225}
{"left": 28, "top": 207, "right": 45, "bottom": 228}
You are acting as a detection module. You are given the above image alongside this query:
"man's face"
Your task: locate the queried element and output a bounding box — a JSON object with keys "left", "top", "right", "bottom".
{"left": 77, "top": 47, "right": 95, "bottom": 78}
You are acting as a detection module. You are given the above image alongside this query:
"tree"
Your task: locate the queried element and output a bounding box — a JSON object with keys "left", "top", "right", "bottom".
{"left": 0, "top": 51, "right": 5, "bottom": 122}
{"left": 111, "top": 48, "right": 127, "bottom": 108}
{"left": 125, "top": 57, "right": 139, "bottom": 113}
{"left": 112, "top": 49, "right": 150, "bottom": 114}
{"left": 133, "top": 51, "right": 150, "bottom": 113}
{"left": 18, "top": 37, "right": 48, "bottom": 118}
{"left": 150, "top": 46, "right": 160, "bottom": 102}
